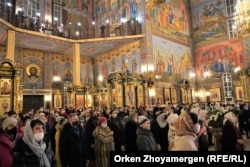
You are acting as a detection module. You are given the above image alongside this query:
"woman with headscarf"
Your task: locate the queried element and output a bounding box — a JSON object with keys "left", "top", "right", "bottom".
{"left": 151, "top": 112, "right": 169, "bottom": 151}
{"left": 221, "top": 112, "right": 245, "bottom": 151}
{"left": 166, "top": 113, "right": 178, "bottom": 150}
{"left": 12, "top": 119, "right": 54, "bottom": 167}
{"left": 92, "top": 117, "right": 114, "bottom": 167}
{"left": 172, "top": 109, "right": 200, "bottom": 151}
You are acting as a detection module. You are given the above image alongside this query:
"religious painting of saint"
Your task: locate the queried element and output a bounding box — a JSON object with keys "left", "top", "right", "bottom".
{"left": 209, "top": 88, "right": 221, "bottom": 102}
{"left": 164, "top": 88, "right": 171, "bottom": 104}
{"left": 26, "top": 64, "right": 41, "bottom": 83}
{"left": 102, "top": 62, "right": 108, "bottom": 79}
{"left": 126, "top": 86, "right": 134, "bottom": 107}
{"left": 137, "top": 85, "right": 144, "bottom": 107}
{"left": 1, "top": 99, "right": 9, "bottom": 113}
{"left": 54, "top": 94, "right": 62, "bottom": 108}
{"left": 0, "top": 79, "right": 11, "bottom": 95}
{"left": 170, "top": 88, "right": 177, "bottom": 104}
{"left": 235, "top": 86, "right": 244, "bottom": 101}
{"left": 76, "top": 95, "right": 84, "bottom": 109}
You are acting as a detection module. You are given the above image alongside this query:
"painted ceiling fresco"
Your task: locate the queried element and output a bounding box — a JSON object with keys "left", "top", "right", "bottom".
{"left": 0, "top": 20, "right": 144, "bottom": 58}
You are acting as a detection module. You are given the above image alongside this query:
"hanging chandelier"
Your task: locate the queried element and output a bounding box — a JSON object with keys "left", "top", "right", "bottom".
{"left": 233, "top": 0, "right": 250, "bottom": 37}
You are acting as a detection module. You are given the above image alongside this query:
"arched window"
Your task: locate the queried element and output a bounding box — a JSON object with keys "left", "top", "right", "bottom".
{"left": 53, "top": 0, "right": 62, "bottom": 26}
{"left": 27, "top": 0, "right": 40, "bottom": 18}
{"left": 222, "top": 73, "right": 234, "bottom": 102}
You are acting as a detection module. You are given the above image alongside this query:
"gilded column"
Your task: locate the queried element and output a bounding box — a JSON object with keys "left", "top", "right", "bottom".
{"left": 14, "top": 69, "right": 22, "bottom": 113}
{"left": 73, "top": 42, "right": 81, "bottom": 87}
{"left": 6, "top": 30, "right": 15, "bottom": 61}
{"left": 143, "top": 82, "right": 149, "bottom": 107}
{"left": 240, "top": 75, "right": 250, "bottom": 102}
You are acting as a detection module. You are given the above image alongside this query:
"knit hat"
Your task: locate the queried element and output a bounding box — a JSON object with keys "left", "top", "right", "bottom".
{"left": 138, "top": 115, "right": 149, "bottom": 125}
{"left": 2, "top": 117, "right": 17, "bottom": 131}
{"left": 97, "top": 117, "right": 107, "bottom": 125}
{"left": 167, "top": 113, "right": 178, "bottom": 125}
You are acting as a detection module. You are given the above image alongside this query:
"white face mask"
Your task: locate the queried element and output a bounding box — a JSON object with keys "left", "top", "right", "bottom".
{"left": 101, "top": 123, "right": 107, "bottom": 128}
{"left": 194, "top": 124, "right": 201, "bottom": 133}
{"left": 34, "top": 132, "right": 44, "bottom": 142}
{"left": 111, "top": 114, "right": 117, "bottom": 118}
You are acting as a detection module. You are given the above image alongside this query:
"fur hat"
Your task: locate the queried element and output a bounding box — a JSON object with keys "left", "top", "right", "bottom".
{"left": 2, "top": 117, "right": 17, "bottom": 131}
{"left": 97, "top": 117, "right": 107, "bottom": 125}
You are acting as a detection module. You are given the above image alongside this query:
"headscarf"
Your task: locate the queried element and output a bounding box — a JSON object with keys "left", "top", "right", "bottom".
{"left": 175, "top": 111, "right": 197, "bottom": 137}
{"left": 156, "top": 113, "right": 168, "bottom": 128}
{"left": 23, "top": 120, "right": 51, "bottom": 167}
{"left": 167, "top": 113, "right": 178, "bottom": 125}
{"left": 223, "top": 112, "right": 237, "bottom": 125}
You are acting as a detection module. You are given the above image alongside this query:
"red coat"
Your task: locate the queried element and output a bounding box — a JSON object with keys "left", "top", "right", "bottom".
{"left": 0, "top": 133, "right": 14, "bottom": 167}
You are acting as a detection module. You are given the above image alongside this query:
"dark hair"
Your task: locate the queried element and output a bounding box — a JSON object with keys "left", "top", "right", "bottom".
{"left": 7, "top": 110, "right": 16, "bottom": 116}
{"left": 30, "top": 119, "right": 44, "bottom": 129}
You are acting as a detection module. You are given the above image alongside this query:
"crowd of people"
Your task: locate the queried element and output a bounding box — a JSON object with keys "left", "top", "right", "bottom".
{"left": 0, "top": 102, "right": 249, "bottom": 167}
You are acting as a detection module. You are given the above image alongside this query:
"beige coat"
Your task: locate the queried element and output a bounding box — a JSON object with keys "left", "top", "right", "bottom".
{"left": 92, "top": 126, "right": 115, "bottom": 167}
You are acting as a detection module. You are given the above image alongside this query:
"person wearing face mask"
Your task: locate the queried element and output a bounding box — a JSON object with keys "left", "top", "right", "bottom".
{"left": 107, "top": 109, "right": 125, "bottom": 151}
{"left": 136, "top": 115, "right": 157, "bottom": 151}
{"left": 92, "top": 117, "right": 114, "bottom": 167}
{"left": 221, "top": 112, "right": 245, "bottom": 151}
{"left": 12, "top": 119, "right": 55, "bottom": 167}
{"left": 85, "top": 109, "right": 98, "bottom": 167}
{"left": 0, "top": 117, "right": 17, "bottom": 167}
{"left": 59, "top": 113, "right": 89, "bottom": 167}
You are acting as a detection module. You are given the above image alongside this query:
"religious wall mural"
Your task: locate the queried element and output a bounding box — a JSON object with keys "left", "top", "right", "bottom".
{"left": 23, "top": 51, "right": 44, "bottom": 89}
{"left": 152, "top": 35, "right": 194, "bottom": 82}
{"left": 149, "top": 0, "right": 190, "bottom": 44}
{"left": 191, "top": 0, "right": 227, "bottom": 47}
{"left": 80, "top": 63, "right": 93, "bottom": 85}
{"left": 195, "top": 39, "right": 244, "bottom": 79}
{"left": 95, "top": 48, "right": 141, "bottom": 81}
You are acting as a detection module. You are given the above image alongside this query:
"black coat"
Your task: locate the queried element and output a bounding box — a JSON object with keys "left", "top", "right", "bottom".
{"left": 59, "top": 123, "right": 89, "bottom": 167}
{"left": 125, "top": 120, "right": 138, "bottom": 151}
{"left": 108, "top": 117, "right": 125, "bottom": 151}
{"left": 221, "top": 120, "right": 241, "bottom": 151}
{"left": 85, "top": 116, "right": 98, "bottom": 159}
{"left": 12, "top": 138, "right": 54, "bottom": 167}
{"left": 151, "top": 119, "right": 169, "bottom": 151}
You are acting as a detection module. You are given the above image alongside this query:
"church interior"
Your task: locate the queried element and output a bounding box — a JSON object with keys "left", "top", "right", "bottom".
{"left": 0, "top": 0, "right": 250, "bottom": 114}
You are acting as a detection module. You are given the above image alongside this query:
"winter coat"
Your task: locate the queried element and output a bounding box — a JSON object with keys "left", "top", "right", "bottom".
{"left": 12, "top": 138, "right": 55, "bottom": 167}
{"left": 59, "top": 123, "right": 89, "bottom": 167}
{"left": 151, "top": 115, "right": 169, "bottom": 151}
{"left": 0, "top": 133, "right": 14, "bottom": 167}
{"left": 55, "top": 123, "right": 63, "bottom": 167}
{"left": 108, "top": 117, "right": 125, "bottom": 151}
{"left": 92, "top": 125, "right": 114, "bottom": 167}
{"left": 125, "top": 119, "right": 138, "bottom": 151}
{"left": 85, "top": 116, "right": 98, "bottom": 160}
{"left": 221, "top": 120, "right": 244, "bottom": 151}
{"left": 136, "top": 127, "right": 156, "bottom": 151}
